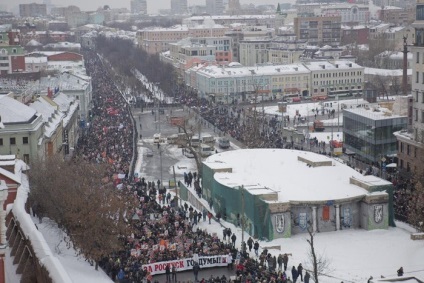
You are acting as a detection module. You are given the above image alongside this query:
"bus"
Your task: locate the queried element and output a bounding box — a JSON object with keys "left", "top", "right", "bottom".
{"left": 328, "top": 89, "right": 362, "bottom": 99}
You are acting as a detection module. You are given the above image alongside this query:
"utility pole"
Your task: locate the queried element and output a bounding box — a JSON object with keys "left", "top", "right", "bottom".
{"left": 173, "top": 166, "right": 179, "bottom": 206}
{"left": 241, "top": 185, "right": 245, "bottom": 245}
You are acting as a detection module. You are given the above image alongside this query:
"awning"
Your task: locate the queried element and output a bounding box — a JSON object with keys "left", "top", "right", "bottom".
{"left": 386, "top": 163, "right": 397, "bottom": 168}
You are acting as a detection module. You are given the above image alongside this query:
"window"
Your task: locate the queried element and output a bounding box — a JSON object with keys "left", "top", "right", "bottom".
{"left": 416, "top": 91, "right": 419, "bottom": 102}
{"left": 415, "top": 108, "right": 419, "bottom": 121}
{"left": 23, "top": 137, "right": 29, "bottom": 144}
{"left": 417, "top": 72, "right": 419, "bottom": 83}
{"left": 422, "top": 111, "right": 424, "bottom": 123}
{"left": 422, "top": 72, "right": 424, "bottom": 84}
{"left": 10, "top": 137, "right": 16, "bottom": 145}
{"left": 0, "top": 138, "right": 2, "bottom": 146}
{"left": 417, "top": 52, "right": 420, "bottom": 64}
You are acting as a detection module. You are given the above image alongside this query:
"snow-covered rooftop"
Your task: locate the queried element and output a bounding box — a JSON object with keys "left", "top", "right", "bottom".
{"left": 365, "top": 68, "right": 413, "bottom": 77}
{"left": 0, "top": 96, "right": 37, "bottom": 123}
{"left": 204, "top": 149, "right": 382, "bottom": 203}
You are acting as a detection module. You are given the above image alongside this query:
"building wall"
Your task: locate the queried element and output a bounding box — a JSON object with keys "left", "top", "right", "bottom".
{"left": 343, "top": 109, "right": 407, "bottom": 163}
{"left": 0, "top": 116, "right": 44, "bottom": 164}
{"left": 294, "top": 16, "right": 342, "bottom": 46}
{"left": 19, "top": 3, "right": 47, "bottom": 17}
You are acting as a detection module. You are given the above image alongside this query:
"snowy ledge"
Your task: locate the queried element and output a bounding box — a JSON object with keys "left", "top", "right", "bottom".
{"left": 10, "top": 175, "right": 73, "bottom": 283}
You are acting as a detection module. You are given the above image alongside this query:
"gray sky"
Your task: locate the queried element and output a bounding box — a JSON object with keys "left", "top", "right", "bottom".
{"left": 9, "top": 0, "right": 294, "bottom": 14}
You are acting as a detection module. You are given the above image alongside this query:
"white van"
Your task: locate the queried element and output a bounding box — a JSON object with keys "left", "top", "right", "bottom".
{"left": 153, "top": 133, "right": 161, "bottom": 144}
{"left": 218, "top": 137, "right": 230, "bottom": 149}
{"left": 191, "top": 136, "right": 200, "bottom": 147}
{"left": 201, "top": 134, "right": 215, "bottom": 145}
{"left": 200, "top": 143, "right": 214, "bottom": 157}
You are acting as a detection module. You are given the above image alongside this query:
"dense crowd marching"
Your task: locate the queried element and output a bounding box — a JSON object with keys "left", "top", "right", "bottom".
{"left": 78, "top": 51, "right": 416, "bottom": 283}
{"left": 80, "top": 51, "right": 312, "bottom": 283}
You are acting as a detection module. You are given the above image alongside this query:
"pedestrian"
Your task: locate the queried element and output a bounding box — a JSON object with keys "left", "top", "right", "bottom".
{"left": 172, "top": 265, "right": 177, "bottom": 282}
{"left": 165, "top": 264, "right": 171, "bottom": 282}
{"left": 202, "top": 208, "right": 207, "bottom": 222}
{"left": 397, "top": 267, "right": 404, "bottom": 276}
{"left": 231, "top": 233, "right": 237, "bottom": 248}
{"left": 297, "top": 263, "right": 303, "bottom": 281}
{"left": 254, "top": 241, "right": 259, "bottom": 256}
{"left": 247, "top": 236, "right": 253, "bottom": 252}
{"left": 292, "top": 266, "right": 299, "bottom": 283}
{"left": 207, "top": 211, "right": 212, "bottom": 224}
{"left": 277, "top": 254, "right": 283, "bottom": 271}
{"left": 193, "top": 261, "right": 200, "bottom": 282}
{"left": 216, "top": 211, "right": 221, "bottom": 222}
{"left": 304, "top": 271, "right": 310, "bottom": 283}
{"left": 283, "top": 253, "right": 289, "bottom": 271}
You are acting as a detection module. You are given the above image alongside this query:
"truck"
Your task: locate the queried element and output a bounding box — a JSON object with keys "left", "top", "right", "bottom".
{"left": 313, "top": 120, "right": 325, "bottom": 132}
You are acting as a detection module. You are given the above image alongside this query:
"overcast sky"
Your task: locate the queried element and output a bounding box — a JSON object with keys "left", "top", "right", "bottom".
{"left": 8, "top": 0, "right": 295, "bottom": 14}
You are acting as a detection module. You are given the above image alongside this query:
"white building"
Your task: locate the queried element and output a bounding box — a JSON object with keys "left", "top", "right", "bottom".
{"left": 187, "top": 60, "right": 364, "bottom": 103}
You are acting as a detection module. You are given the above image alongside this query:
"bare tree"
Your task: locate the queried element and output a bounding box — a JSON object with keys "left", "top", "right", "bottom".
{"left": 28, "top": 155, "right": 135, "bottom": 270}
{"left": 306, "top": 226, "right": 332, "bottom": 283}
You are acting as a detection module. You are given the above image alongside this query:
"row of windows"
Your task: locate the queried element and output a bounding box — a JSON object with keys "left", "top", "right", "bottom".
{"left": 398, "top": 141, "right": 418, "bottom": 157}
{"left": 0, "top": 137, "right": 29, "bottom": 146}
{"left": 313, "top": 71, "right": 362, "bottom": 78}
{"left": 313, "top": 79, "right": 362, "bottom": 85}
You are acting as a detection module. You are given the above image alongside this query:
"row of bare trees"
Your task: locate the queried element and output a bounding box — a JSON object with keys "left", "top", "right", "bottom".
{"left": 28, "top": 156, "right": 135, "bottom": 270}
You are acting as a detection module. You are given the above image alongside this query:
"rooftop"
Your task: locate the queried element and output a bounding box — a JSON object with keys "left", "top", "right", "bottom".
{"left": 204, "top": 149, "right": 384, "bottom": 203}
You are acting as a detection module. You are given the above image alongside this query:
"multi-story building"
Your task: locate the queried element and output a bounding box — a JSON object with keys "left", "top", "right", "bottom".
{"left": 163, "top": 36, "right": 233, "bottom": 72}
{"left": 185, "top": 15, "right": 285, "bottom": 29}
{"left": 206, "top": 0, "right": 225, "bottom": 16}
{"left": 0, "top": 29, "right": 26, "bottom": 74}
{"left": 343, "top": 106, "right": 407, "bottom": 165}
{"left": 377, "top": 6, "right": 415, "bottom": 26}
{"left": 304, "top": 60, "right": 364, "bottom": 97}
{"left": 319, "top": 4, "right": 369, "bottom": 25}
{"left": 131, "top": 0, "right": 147, "bottom": 14}
{"left": 239, "top": 39, "right": 271, "bottom": 66}
{"left": 0, "top": 96, "right": 44, "bottom": 164}
{"left": 187, "top": 60, "right": 363, "bottom": 103}
{"left": 137, "top": 22, "right": 228, "bottom": 54}
{"left": 225, "top": 25, "right": 275, "bottom": 62}
{"left": 294, "top": 16, "right": 342, "bottom": 47}
{"left": 369, "top": 24, "right": 415, "bottom": 50}
{"left": 341, "top": 25, "right": 369, "bottom": 45}
{"left": 19, "top": 3, "right": 47, "bottom": 17}
{"left": 395, "top": 0, "right": 424, "bottom": 174}
{"left": 170, "top": 0, "right": 188, "bottom": 15}
{"left": 228, "top": 0, "right": 241, "bottom": 14}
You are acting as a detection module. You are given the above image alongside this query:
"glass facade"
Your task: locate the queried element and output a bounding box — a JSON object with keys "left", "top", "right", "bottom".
{"left": 343, "top": 109, "right": 407, "bottom": 163}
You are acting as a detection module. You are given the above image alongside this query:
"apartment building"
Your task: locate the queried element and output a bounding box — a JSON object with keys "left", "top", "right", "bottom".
{"left": 319, "top": 4, "right": 370, "bottom": 25}
{"left": 137, "top": 22, "right": 228, "bottom": 54}
{"left": 395, "top": 0, "right": 424, "bottom": 173}
{"left": 19, "top": 3, "right": 47, "bottom": 17}
{"left": 294, "top": 16, "right": 342, "bottom": 47}
{"left": 170, "top": 0, "right": 188, "bottom": 15}
{"left": 206, "top": 0, "right": 225, "bottom": 16}
{"left": 185, "top": 15, "right": 285, "bottom": 29}
{"left": 163, "top": 36, "right": 232, "bottom": 70}
{"left": 377, "top": 6, "right": 415, "bottom": 26}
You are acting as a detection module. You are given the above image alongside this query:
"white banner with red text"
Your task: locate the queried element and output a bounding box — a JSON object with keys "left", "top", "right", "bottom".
{"left": 142, "top": 254, "right": 229, "bottom": 275}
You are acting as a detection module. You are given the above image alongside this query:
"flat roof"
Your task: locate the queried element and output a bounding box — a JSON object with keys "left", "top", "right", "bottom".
{"left": 204, "top": 149, "right": 383, "bottom": 202}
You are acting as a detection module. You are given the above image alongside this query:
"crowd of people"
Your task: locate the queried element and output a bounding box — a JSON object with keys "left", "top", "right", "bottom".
{"left": 79, "top": 50, "right": 319, "bottom": 283}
